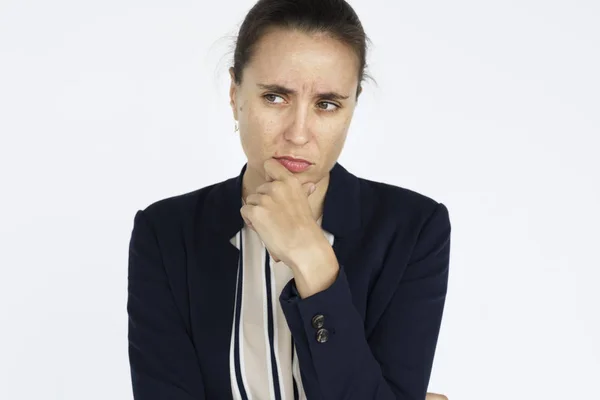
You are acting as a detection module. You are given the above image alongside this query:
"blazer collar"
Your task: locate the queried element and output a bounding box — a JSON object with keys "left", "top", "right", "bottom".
{"left": 205, "top": 161, "right": 362, "bottom": 240}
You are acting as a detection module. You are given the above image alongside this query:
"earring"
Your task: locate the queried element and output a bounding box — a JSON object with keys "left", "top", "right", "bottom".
{"left": 234, "top": 121, "right": 239, "bottom": 132}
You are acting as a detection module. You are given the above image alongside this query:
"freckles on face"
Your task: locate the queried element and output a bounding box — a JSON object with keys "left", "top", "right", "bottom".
{"left": 236, "top": 28, "right": 359, "bottom": 172}
{"left": 239, "top": 103, "right": 279, "bottom": 161}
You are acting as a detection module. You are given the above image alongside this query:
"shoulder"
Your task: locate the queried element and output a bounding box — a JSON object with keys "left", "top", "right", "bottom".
{"left": 141, "top": 185, "right": 212, "bottom": 223}
{"left": 356, "top": 175, "right": 450, "bottom": 234}
{"left": 132, "top": 177, "right": 227, "bottom": 236}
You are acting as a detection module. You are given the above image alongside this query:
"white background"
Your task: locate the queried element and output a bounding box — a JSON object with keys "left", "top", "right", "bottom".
{"left": 1, "top": 0, "right": 598, "bottom": 399}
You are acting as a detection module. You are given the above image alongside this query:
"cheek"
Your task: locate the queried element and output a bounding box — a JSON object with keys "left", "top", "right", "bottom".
{"left": 243, "top": 101, "right": 272, "bottom": 129}
{"left": 240, "top": 110, "right": 279, "bottom": 156}
{"left": 247, "top": 104, "right": 284, "bottom": 138}
{"left": 322, "top": 132, "right": 345, "bottom": 150}
{"left": 319, "top": 115, "right": 351, "bottom": 140}
{"left": 317, "top": 120, "right": 350, "bottom": 157}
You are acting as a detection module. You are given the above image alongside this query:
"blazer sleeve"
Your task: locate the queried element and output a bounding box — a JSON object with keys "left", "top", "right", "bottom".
{"left": 279, "top": 202, "right": 451, "bottom": 399}
{"left": 127, "top": 209, "right": 206, "bottom": 399}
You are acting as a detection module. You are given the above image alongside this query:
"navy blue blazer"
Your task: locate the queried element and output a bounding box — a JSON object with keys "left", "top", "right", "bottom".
{"left": 127, "top": 162, "right": 451, "bottom": 400}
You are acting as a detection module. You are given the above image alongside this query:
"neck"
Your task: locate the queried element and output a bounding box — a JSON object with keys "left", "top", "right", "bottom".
{"left": 241, "top": 165, "right": 329, "bottom": 222}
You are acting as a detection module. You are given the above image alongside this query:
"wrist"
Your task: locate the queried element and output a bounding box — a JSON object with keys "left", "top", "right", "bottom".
{"left": 289, "top": 241, "right": 339, "bottom": 298}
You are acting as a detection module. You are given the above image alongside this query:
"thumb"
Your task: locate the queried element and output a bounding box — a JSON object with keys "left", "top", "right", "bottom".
{"left": 302, "top": 182, "right": 316, "bottom": 197}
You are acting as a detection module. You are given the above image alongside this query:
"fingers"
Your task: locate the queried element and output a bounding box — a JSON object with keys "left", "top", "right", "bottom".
{"left": 256, "top": 180, "right": 314, "bottom": 199}
{"left": 267, "top": 249, "right": 280, "bottom": 262}
{"left": 245, "top": 193, "right": 267, "bottom": 206}
{"left": 256, "top": 181, "right": 283, "bottom": 195}
{"left": 262, "top": 159, "right": 316, "bottom": 198}
{"left": 240, "top": 211, "right": 253, "bottom": 229}
{"left": 243, "top": 218, "right": 255, "bottom": 231}
{"left": 239, "top": 204, "right": 256, "bottom": 231}
{"left": 426, "top": 393, "right": 448, "bottom": 400}
{"left": 264, "top": 158, "right": 292, "bottom": 182}
{"left": 302, "top": 182, "right": 316, "bottom": 197}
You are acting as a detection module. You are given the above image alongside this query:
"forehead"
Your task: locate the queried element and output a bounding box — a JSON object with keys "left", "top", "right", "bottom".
{"left": 244, "top": 27, "right": 359, "bottom": 91}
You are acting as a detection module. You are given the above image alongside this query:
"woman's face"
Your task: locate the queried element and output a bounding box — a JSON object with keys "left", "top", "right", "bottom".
{"left": 229, "top": 27, "right": 361, "bottom": 189}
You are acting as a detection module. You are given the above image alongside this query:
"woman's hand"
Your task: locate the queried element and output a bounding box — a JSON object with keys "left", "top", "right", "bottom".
{"left": 426, "top": 393, "right": 448, "bottom": 400}
{"left": 241, "top": 159, "right": 339, "bottom": 297}
{"left": 240, "top": 159, "right": 323, "bottom": 266}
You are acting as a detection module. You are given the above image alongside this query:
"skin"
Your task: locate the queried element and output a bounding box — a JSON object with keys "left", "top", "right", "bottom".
{"left": 229, "top": 27, "right": 362, "bottom": 223}
{"left": 229, "top": 27, "right": 449, "bottom": 400}
{"left": 426, "top": 394, "right": 449, "bottom": 400}
{"left": 229, "top": 27, "right": 363, "bottom": 298}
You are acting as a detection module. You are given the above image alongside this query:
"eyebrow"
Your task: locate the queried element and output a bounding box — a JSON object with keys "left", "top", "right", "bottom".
{"left": 257, "top": 83, "right": 350, "bottom": 101}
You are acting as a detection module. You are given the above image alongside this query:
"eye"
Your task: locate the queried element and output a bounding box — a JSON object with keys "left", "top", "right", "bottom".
{"left": 263, "top": 94, "right": 285, "bottom": 104}
{"left": 317, "top": 102, "right": 340, "bottom": 112}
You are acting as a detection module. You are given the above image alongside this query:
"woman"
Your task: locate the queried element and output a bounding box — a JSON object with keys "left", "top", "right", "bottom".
{"left": 127, "top": 0, "right": 451, "bottom": 399}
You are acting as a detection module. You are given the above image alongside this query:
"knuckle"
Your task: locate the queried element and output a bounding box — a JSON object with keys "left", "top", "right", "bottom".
{"left": 271, "top": 182, "right": 284, "bottom": 193}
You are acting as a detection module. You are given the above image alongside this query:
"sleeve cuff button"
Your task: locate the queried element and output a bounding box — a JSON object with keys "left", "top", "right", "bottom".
{"left": 316, "top": 328, "right": 329, "bottom": 343}
{"left": 311, "top": 314, "right": 325, "bottom": 329}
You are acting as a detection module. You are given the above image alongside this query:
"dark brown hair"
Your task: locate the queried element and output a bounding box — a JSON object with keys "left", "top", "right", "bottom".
{"left": 231, "top": 0, "right": 373, "bottom": 98}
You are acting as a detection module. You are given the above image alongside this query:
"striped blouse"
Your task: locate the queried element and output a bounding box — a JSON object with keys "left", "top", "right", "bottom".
{"left": 228, "top": 200, "right": 334, "bottom": 400}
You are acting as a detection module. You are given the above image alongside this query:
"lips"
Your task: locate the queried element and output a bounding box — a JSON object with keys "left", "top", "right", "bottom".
{"left": 274, "top": 156, "right": 312, "bottom": 173}
{"left": 275, "top": 156, "right": 312, "bottom": 164}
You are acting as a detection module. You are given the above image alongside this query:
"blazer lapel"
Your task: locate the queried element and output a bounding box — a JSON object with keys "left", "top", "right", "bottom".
{"left": 189, "top": 165, "right": 246, "bottom": 392}
{"left": 321, "top": 161, "right": 363, "bottom": 273}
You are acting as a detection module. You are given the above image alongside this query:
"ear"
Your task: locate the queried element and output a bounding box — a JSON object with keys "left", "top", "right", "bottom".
{"left": 229, "top": 67, "right": 239, "bottom": 121}
{"left": 356, "top": 84, "right": 363, "bottom": 100}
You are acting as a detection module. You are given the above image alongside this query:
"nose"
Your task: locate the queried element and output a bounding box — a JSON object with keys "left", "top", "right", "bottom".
{"left": 283, "top": 106, "right": 311, "bottom": 146}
